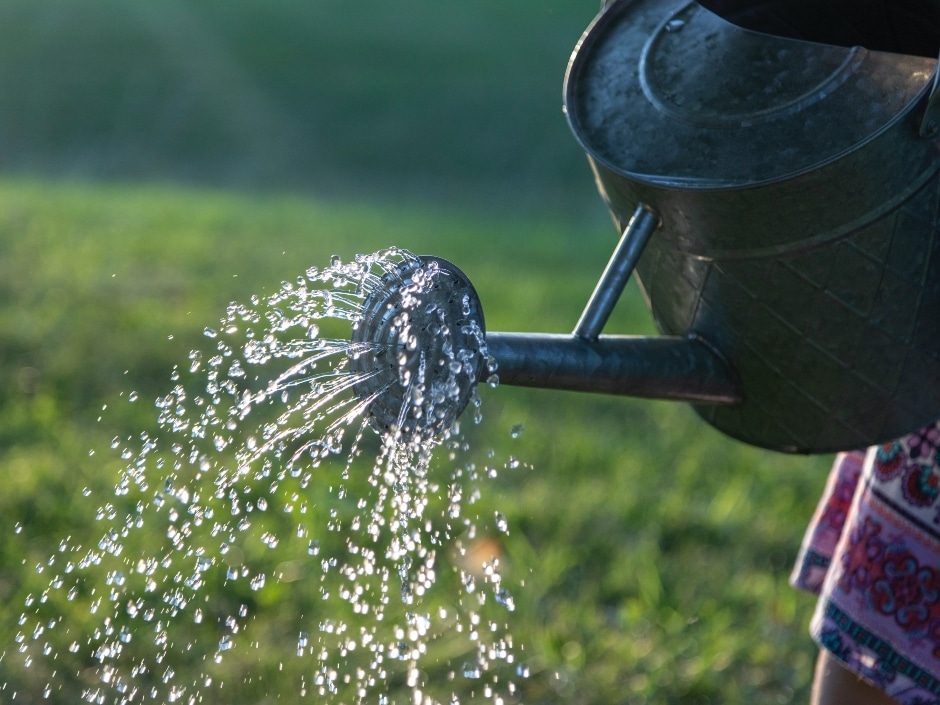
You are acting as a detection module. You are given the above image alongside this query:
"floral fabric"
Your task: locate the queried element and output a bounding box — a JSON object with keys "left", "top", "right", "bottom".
{"left": 791, "top": 422, "right": 940, "bottom": 705}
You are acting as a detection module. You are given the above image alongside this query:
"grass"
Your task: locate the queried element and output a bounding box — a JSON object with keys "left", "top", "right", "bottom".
{"left": 0, "top": 1, "right": 837, "bottom": 702}
{"left": 0, "top": 179, "right": 833, "bottom": 705}
{"left": 0, "top": 0, "right": 601, "bottom": 218}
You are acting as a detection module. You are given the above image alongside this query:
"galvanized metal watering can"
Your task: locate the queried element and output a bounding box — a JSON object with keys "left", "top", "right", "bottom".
{"left": 354, "top": 0, "right": 940, "bottom": 454}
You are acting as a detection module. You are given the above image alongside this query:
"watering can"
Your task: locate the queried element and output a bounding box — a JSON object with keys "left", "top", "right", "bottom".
{"left": 353, "top": 0, "right": 940, "bottom": 454}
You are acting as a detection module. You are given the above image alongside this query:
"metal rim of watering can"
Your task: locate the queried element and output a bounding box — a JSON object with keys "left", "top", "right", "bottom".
{"left": 563, "top": 0, "right": 940, "bottom": 258}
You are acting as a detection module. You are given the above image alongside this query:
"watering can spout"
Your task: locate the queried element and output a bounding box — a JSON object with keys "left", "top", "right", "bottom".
{"left": 483, "top": 332, "right": 742, "bottom": 404}
{"left": 349, "top": 203, "right": 741, "bottom": 443}
{"left": 482, "top": 203, "right": 741, "bottom": 405}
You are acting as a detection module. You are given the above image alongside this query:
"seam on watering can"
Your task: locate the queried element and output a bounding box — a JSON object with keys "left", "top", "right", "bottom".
{"left": 656, "top": 222, "right": 935, "bottom": 411}
{"left": 673, "top": 161, "right": 940, "bottom": 262}
{"left": 894, "top": 194, "right": 936, "bottom": 365}
{"left": 753, "top": 294, "right": 898, "bottom": 419}
{"left": 696, "top": 283, "right": 905, "bottom": 450}
{"left": 683, "top": 329, "right": 744, "bottom": 403}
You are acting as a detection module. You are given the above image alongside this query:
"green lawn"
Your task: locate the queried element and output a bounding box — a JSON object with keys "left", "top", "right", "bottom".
{"left": 0, "top": 1, "right": 836, "bottom": 703}
{"left": 0, "top": 180, "right": 833, "bottom": 704}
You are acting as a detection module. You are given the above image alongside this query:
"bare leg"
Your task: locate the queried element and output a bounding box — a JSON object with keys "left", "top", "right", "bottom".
{"left": 811, "top": 650, "right": 898, "bottom": 705}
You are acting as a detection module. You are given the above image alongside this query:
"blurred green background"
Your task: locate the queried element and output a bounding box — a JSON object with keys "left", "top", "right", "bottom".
{"left": 0, "top": 0, "right": 602, "bottom": 217}
{"left": 0, "top": 1, "right": 834, "bottom": 703}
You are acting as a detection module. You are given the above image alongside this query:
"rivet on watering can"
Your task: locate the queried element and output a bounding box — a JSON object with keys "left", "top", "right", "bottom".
{"left": 919, "top": 105, "right": 940, "bottom": 137}
{"left": 918, "top": 61, "right": 940, "bottom": 138}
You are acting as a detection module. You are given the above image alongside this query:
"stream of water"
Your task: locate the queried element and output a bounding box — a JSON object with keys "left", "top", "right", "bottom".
{"left": 12, "top": 248, "right": 525, "bottom": 704}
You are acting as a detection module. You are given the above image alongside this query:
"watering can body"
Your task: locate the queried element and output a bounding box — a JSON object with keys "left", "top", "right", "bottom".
{"left": 560, "top": 0, "right": 940, "bottom": 453}
{"left": 351, "top": 0, "right": 940, "bottom": 454}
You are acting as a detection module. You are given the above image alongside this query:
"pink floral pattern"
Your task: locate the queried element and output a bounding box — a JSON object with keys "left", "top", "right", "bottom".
{"left": 792, "top": 422, "right": 940, "bottom": 705}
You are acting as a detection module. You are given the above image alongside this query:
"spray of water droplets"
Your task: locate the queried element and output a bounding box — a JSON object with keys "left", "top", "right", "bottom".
{"left": 13, "top": 248, "right": 524, "bottom": 704}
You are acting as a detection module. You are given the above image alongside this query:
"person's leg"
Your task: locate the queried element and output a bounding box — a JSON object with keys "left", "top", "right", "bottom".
{"left": 810, "top": 650, "right": 898, "bottom": 705}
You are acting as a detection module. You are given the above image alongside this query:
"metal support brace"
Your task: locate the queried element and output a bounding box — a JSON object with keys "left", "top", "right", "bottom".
{"left": 573, "top": 203, "right": 660, "bottom": 340}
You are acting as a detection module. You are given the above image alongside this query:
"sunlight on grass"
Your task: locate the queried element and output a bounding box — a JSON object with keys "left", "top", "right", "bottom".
{"left": 0, "top": 178, "right": 834, "bottom": 704}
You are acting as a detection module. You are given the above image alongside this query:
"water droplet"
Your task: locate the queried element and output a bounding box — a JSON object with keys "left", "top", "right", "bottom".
{"left": 462, "top": 663, "right": 482, "bottom": 679}
{"left": 510, "top": 423, "right": 524, "bottom": 439}
{"left": 665, "top": 18, "right": 686, "bottom": 32}
{"left": 496, "top": 588, "right": 515, "bottom": 611}
{"left": 128, "top": 391, "right": 138, "bottom": 402}
{"left": 296, "top": 631, "right": 309, "bottom": 656}
{"left": 260, "top": 532, "right": 278, "bottom": 549}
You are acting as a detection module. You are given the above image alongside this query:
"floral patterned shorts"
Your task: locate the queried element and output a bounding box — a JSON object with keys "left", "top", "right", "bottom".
{"left": 791, "top": 422, "right": 940, "bottom": 704}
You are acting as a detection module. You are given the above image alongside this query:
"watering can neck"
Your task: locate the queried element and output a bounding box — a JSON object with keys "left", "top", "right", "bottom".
{"left": 689, "top": 0, "right": 940, "bottom": 141}
{"left": 695, "top": 0, "right": 940, "bottom": 58}
{"left": 602, "top": 0, "right": 940, "bottom": 58}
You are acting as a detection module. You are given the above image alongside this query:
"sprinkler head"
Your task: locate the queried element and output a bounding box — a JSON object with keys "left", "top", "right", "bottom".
{"left": 350, "top": 255, "right": 486, "bottom": 441}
